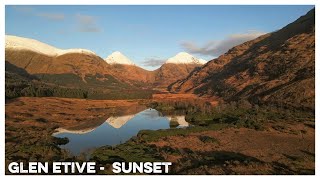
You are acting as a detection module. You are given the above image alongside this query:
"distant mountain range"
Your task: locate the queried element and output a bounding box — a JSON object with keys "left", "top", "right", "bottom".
{"left": 6, "top": 35, "right": 207, "bottom": 67}
{"left": 170, "top": 8, "right": 315, "bottom": 111}
{"left": 5, "top": 35, "right": 207, "bottom": 92}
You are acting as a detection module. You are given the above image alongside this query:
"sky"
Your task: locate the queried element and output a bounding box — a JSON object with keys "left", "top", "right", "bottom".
{"left": 5, "top": 5, "right": 314, "bottom": 70}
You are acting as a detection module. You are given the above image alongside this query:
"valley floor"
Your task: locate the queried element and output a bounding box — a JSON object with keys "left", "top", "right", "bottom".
{"left": 5, "top": 96, "right": 315, "bottom": 175}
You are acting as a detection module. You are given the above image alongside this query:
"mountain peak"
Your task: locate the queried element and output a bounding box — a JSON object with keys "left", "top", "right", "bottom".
{"left": 105, "top": 51, "right": 135, "bottom": 65}
{"left": 165, "top": 52, "right": 207, "bottom": 65}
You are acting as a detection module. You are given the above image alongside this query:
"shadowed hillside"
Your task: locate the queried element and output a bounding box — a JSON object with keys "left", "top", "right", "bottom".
{"left": 170, "top": 9, "right": 315, "bottom": 111}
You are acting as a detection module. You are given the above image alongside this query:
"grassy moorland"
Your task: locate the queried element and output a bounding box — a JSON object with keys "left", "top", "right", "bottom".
{"left": 5, "top": 96, "right": 315, "bottom": 174}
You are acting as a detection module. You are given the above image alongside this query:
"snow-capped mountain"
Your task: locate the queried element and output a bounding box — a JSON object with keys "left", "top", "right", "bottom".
{"left": 104, "top": 51, "right": 135, "bottom": 65}
{"left": 5, "top": 35, "right": 96, "bottom": 56}
{"left": 165, "top": 52, "right": 207, "bottom": 65}
{"left": 154, "top": 52, "right": 207, "bottom": 88}
{"left": 5, "top": 35, "right": 208, "bottom": 90}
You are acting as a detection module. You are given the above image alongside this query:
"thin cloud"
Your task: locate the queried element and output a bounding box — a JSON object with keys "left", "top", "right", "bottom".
{"left": 181, "top": 31, "right": 266, "bottom": 57}
{"left": 11, "top": 6, "right": 101, "bottom": 33}
{"left": 12, "top": 6, "right": 65, "bottom": 21}
{"left": 75, "top": 14, "right": 102, "bottom": 32}
{"left": 142, "top": 57, "right": 166, "bottom": 67}
{"left": 36, "top": 13, "right": 65, "bottom": 21}
{"left": 12, "top": 6, "right": 34, "bottom": 13}
{"left": 78, "top": 26, "right": 101, "bottom": 33}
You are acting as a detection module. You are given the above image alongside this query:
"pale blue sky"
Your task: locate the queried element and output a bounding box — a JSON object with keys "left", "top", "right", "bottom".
{"left": 5, "top": 5, "right": 314, "bottom": 70}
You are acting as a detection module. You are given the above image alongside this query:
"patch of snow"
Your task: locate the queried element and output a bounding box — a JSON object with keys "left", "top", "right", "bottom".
{"left": 57, "top": 49, "right": 96, "bottom": 56}
{"left": 165, "top": 52, "right": 207, "bottom": 65}
{"left": 198, "top": 58, "right": 208, "bottom": 64}
{"left": 5, "top": 35, "right": 96, "bottom": 56}
{"left": 104, "top": 51, "right": 135, "bottom": 65}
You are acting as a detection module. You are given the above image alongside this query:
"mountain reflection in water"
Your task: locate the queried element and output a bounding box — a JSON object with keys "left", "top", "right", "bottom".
{"left": 53, "top": 108, "right": 189, "bottom": 155}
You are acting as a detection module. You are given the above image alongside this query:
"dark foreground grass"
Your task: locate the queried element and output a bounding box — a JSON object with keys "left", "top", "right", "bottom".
{"left": 137, "top": 123, "right": 228, "bottom": 142}
{"left": 90, "top": 123, "right": 229, "bottom": 174}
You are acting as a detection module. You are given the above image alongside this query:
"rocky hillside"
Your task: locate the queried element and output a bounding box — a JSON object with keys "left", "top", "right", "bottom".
{"left": 170, "top": 9, "right": 315, "bottom": 111}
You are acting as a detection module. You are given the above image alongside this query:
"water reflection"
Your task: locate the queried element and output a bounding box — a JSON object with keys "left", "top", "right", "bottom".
{"left": 53, "top": 108, "right": 189, "bottom": 155}
{"left": 106, "top": 115, "right": 135, "bottom": 129}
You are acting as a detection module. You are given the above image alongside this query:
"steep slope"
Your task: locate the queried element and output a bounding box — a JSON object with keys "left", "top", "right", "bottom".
{"left": 154, "top": 52, "right": 207, "bottom": 89}
{"left": 170, "top": 9, "right": 315, "bottom": 111}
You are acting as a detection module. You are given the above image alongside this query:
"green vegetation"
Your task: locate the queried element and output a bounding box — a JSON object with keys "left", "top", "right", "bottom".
{"left": 36, "top": 73, "right": 132, "bottom": 90}
{"left": 6, "top": 72, "right": 89, "bottom": 99}
{"left": 138, "top": 123, "right": 227, "bottom": 142}
{"left": 6, "top": 72, "right": 155, "bottom": 100}
{"left": 185, "top": 108, "right": 266, "bottom": 130}
{"left": 151, "top": 99, "right": 314, "bottom": 131}
{"left": 37, "top": 73, "right": 132, "bottom": 90}
{"left": 149, "top": 100, "right": 212, "bottom": 112}
{"left": 36, "top": 73, "right": 84, "bottom": 87}
{"left": 91, "top": 140, "right": 163, "bottom": 164}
